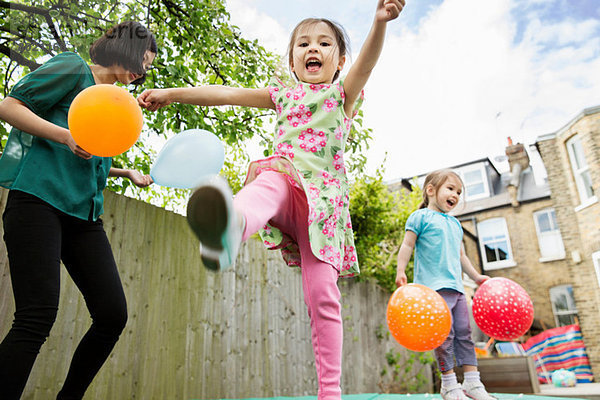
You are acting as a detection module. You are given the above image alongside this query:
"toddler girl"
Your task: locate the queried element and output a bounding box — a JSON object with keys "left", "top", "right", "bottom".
{"left": 395, "top": 169, "right": 496, "bottom": 400}
{"left": 139, "top": 1, "right": 404, "bottom": 398}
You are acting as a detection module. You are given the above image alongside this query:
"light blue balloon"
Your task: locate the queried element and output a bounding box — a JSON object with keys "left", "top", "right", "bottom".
{"left": 151, "top": 129, "right": 225, "bottom": 189}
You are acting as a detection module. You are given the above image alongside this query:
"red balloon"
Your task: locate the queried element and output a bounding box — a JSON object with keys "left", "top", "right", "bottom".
{"left": 386, "top": 284, "right": 452, "bottom": 352}
{"left": 472, "top": 277, "right": 534, "bottom": 341}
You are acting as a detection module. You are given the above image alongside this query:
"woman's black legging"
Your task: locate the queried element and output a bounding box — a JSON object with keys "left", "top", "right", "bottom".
{"left": 0, "top": 190, "right": 127, "bottom": 400}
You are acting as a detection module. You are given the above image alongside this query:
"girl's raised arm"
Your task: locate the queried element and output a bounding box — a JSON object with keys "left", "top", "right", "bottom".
{"left": 138, "top": 86, "right": 274, "bottom": 111}
{"left": 343, "top": 0, "right": 405, "bottom": 116}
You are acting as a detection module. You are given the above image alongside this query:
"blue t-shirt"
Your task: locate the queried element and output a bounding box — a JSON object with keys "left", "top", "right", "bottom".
{"left": 406, "top": 208, "right": 464, "bottom": 293}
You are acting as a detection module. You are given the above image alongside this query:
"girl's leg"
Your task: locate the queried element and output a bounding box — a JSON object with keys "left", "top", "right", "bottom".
{"left": 235, "top": 171, "right": 343, "bottom": 399}
{"left": 0, "top": 191, "right": 63, "bottom": 400}
{"left": 435, "top": 289, "right": 463, "bottom": 374}
{"left": 291, "top": 187, "right": 342, "bottom": 400}
{"left": 57, "top": 216, "right": 127, "bottom": 399}
{"left": 451, "top": 293, "right": 477, "bottom": 369}
{"left": 298, "top": 243, "right": 342, "bottom": 400}
{"left": 233, "top": 171, "right": 300, "bottom": 241}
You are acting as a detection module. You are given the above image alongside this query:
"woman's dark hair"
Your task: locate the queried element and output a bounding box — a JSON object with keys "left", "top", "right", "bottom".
{"left": 90, "top": 21, "right": 157, "bottom": 85}
{"left": 287, "top": 18, "right": 350, "bottom": 83}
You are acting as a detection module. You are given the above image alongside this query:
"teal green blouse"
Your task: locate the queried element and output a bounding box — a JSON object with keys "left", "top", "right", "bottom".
{"left": 0, "top": 52, "right": 112, "bottom": 221}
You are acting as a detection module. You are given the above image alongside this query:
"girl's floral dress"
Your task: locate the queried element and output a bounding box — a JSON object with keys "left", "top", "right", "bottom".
{"left": 243, "top": 77, "right": 363, "bottom": 278}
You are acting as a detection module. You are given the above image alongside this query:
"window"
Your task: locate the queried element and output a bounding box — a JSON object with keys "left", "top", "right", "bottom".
{"left": 477, "top": 217, "right": 515, "bottom": 269}
{"left": 549, "top": 285, "right": 578, "bottom": 327}
{"left": 593, "top": 251, "right": 600, "bottom": 289}
{"left": 456, "top": 164, "right": 490, "bottom": 201}
{"left": 566, "top": 135, "right": 596, "bottom": 206}
{"left": 533, "top": 208, "right": 565, "bottom": 261}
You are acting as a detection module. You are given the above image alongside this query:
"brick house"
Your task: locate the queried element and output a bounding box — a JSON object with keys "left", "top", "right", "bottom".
{"left": 534, "top": 105, "right": 600, "bottom": 378}
{"left": 390, "top": 119, "right": 599, "bottom": 377}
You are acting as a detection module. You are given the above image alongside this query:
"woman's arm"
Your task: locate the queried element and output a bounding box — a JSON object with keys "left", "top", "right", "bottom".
{"left": 109, "top": 168, "right": 153, "bottom": 188}
{"left": 395, "top": 230, "right": 417, "bottom": 287}
{"left": 138, "top": 86, "right": 275, "bottom": 111}
{"left": 343, "top": 0, "right": 405, "bottom": 116}
{"left": 0, "top": 96, "right": 91, "bottom": 159}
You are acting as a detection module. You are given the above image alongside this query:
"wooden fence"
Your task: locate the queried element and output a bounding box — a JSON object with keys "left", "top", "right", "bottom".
{"left": 0, "top": 188, "right": 432, "bottom": 399}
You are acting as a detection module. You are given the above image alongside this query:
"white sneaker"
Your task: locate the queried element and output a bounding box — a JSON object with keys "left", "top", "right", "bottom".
{"left": 462, "top": 380, "right": 498, "bottom": 400}
{"left": 441, "top": 383, "right": 467, "bottom": 400}
{"left": 186, "top": 176, "right": 244, "bottom": 271}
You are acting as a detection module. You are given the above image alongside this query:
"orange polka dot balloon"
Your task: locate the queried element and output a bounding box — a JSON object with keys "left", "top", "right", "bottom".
{"left": 472, "top": 277, "right": 534, "bottom": 341}
{"left": 68, "top": 84, "right": 143, "bottom": 157}
{"left": 386, "top": 284, "right": 452, "bottom": 352}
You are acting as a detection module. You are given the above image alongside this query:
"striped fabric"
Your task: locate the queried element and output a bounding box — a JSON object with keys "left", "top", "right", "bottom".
{"left": 522, "top": 324, "right": 594, "bottom": 384}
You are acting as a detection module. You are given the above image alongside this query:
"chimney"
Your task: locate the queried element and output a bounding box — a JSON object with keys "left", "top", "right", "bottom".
{"left": 505, "top": 137, "right": 530, "bottom": 207}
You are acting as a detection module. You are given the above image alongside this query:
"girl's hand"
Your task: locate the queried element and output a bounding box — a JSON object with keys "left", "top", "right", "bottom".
{"left": 128, "top": 170, "right": 154, "bottom": 188}
{"left": 137, "top": 89, "right": 172, "bottom": 112}
{"left": 475, "top": 274, "right": 491, "bottom": 286}
{"left": 65, "top": 135, "right": 92, "bottom": 160}
{"left": 376, "top": 0, "right": 405, "bottom": 22}
{"left": 395, "top": 271, "right": 408, "bottom": 288}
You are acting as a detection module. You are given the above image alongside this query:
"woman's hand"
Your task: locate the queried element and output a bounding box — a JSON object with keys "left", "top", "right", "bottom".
{"left": 137, "top": 89, "right": 172, "bottom": 111}
{"left": 376, "top": 0, "right": 405, "bottom": 23}
{"left": 127, "top": 170, "right": 154, "bottom": 188}
{"left": 65, "top": 135, "right": 92, "bottom": 160}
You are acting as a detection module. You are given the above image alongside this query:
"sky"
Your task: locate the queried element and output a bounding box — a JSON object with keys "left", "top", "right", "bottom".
{"left": 224, "top": 0, "right": 600, "bottom": 181}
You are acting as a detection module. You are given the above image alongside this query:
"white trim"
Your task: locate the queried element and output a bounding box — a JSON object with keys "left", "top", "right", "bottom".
{"left": 549, "top": 285, "right": 578, "bottom": 327}
{"left": 483, "top": 260, "right": 517, "bottom": 270}
{"left": 593, "top": 251, "right": 600, "bottom": 289}
{"left": 533, "top": 208, "right": 566, "bottom": 260}
{"left": 477, "top": 217, "right": 515, "bottom": 270}
{"left": 455, "top": 163, "right": 490, "bottom": 201}
{"left": 539, "top": 255, "right": 566, "bottom": 263}
{"left": 536, "top": 105, "right": 600, "bottom": 143}
{"left": 574, "top": 196, "right": 598, "bottom": 212}
{"left": 566, "top": 135, "right": 595, "bottom": 205}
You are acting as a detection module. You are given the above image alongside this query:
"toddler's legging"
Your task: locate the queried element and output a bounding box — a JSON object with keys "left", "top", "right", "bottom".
{"left": 235, "top": 171, "right": 343, "bottom": 400}
{"left": 0, "top": 190, "right": 128, "bottom": 400}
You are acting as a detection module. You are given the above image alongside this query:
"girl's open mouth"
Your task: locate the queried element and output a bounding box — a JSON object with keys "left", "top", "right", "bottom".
{"left": 306, "top": 59, "right": 322, "bottom": 72}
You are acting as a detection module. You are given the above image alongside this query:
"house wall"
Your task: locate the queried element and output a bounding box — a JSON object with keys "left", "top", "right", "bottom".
{"left": 536, "top": 109, "right": 600, "bottom": 378}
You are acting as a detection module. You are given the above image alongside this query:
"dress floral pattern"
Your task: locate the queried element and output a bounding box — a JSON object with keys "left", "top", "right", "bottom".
{"left": 243, "top": 77, "right": 363, "bottom": 277}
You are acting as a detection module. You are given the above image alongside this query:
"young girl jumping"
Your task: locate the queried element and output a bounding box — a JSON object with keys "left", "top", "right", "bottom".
{"left": 138, "top": 1, "right": 404, "bottom": 398}
{"left": 395, "top": 169, "right": 496, "bottom": 400}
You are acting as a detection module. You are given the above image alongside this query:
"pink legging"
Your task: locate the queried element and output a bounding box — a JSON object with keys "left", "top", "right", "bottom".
{"left": 234, "top": 171, "right": 343, "bottom": 400}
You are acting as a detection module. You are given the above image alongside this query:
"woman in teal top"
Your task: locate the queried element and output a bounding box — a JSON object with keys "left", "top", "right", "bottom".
{"left": 0, "top": 21, "right": 156, "bottom": 399}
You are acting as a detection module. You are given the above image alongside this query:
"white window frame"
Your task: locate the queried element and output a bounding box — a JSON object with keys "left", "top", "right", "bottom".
{"left": 477, "top": 217, "right": 516, "bottom": 270}
{"left": 456, "top": 164, "right": 490, "bottom": 201}
{"left": 566, "top": 135, "right": 597, "bottom": 208}
{"left": 593, "top": 251, "right": 600, "bottom": 289}
{"left": 549, "top": 285, "right": 578, "bottom": 327}
{"left": 533, "top": 208, "right": 566, "bottom": 262}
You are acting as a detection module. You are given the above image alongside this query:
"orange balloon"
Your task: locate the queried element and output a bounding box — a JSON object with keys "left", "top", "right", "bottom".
{"left": 68, "top": 84, "right": 143, "bottom": 157}
{"left": 386, "top": 284, "right": 452, "bottom": 352}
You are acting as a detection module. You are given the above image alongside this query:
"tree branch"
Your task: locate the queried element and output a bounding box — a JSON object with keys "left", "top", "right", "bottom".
{"left": 0, "top": 43, "right": 41, "bottom": 70}
{"left": 0, "top": 26, "right": 55, "bottom": 55}
{"left": 44, "top": 14, "right": 67, "bottom": 52}
{"left": 0, "top": 1, "right": 49, "bottom": 15}
{"left": 1, "top": 1, "right": 67, "bottom": 51}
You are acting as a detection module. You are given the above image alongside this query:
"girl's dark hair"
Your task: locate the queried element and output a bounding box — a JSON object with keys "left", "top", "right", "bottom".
{"left": 90, "top": 21, "right": 157, "bottom": 85}
{"left": 419, "top": 169, "right": 464, "bottom": 209}
{"left": 287, "top": 18, "right": 350, "bottom": 83}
